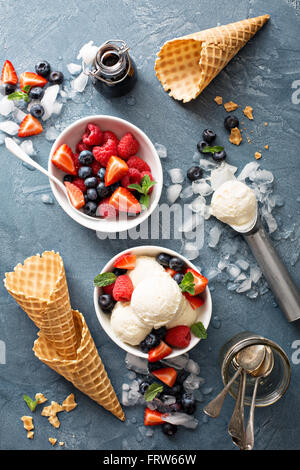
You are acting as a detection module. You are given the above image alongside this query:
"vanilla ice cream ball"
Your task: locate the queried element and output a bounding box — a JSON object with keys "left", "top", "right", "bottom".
{"left": 110, "top": 302, "right": 152, "bottom": 346}
{"left": 211, "top": 180, "right": 257, "bottom": 227}
{"left": 166, "top": 295, "right": 198, "bottom": 328}
{"left": 128, "top": 256, "right": 165, "bottom": 287}
{"left": 131, "top": 273, "right": 183, "bottom": 329}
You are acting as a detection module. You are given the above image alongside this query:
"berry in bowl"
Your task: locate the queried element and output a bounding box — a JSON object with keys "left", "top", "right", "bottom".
{"left": 94, "top": 246, "right": 212, "bottom": 360}
{"left": 49, "top": 116, "right": 163, "bottom": 232}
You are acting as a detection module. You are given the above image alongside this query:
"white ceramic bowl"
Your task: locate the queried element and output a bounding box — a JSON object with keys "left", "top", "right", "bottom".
{"left": 94, "top": 245, "right": 212, "bottom": 358}
{"left": 48, "top": 115, "right": 163, "bottom": 232}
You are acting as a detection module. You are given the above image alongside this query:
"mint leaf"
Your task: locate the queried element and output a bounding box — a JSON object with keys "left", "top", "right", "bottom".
{"left": 179, "top": 272, "right": 195, "bottom": 295}
{"left": 202, "top": 145, "right": 224, "bottom": 155}
{"left": 139, "top": 193, "right": 149, "bottom": 210}
{"left": 191, "top": 322, "right": 207, "bottom": 339}
{"left": 23, "top": 394, "right": 39, "bottom": 412}
{"left": 128, "top": 175, "right": 156, "bottom": 201}
{"left": 127, "top": 183, "right": 145, "bottom": 194}
{"left": 7, "top": 90, "right": 30, "bottom": 102}
{"left": 94, "top": 272, "right": 117, "bottom": 287}
{"left": 144, "top": 383, "right": 163, "bottom": 402}
{"left": 23, "top": 85, "right": 31, "bottom": 93}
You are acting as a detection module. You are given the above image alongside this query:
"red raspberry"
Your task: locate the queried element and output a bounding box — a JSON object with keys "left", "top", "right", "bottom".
{"left": 91, "top": 160, "right": 102, "bottom": 175}
{"left": 72, "top": 153, "right": 81, "bottom": 174}
{"left": 127, "top": 156, "right": 151, "bottom": 173}
{"left": 103, "top": 130, "right": 119, "bottom": 144}
{"left": 112, "top": 275, "right": 134, "bottom": 302}
{"left": 165, "top": 326, "right": 191, "bottom": 349}
{"left": 117, "top": 132, "right": 139, "bottom": 160}
{"left": 97, "top": 198, "right": 118, "bottom": 218}
{"left": 141, "top": 170, "right": 154, "bottom": 193}
{"left": 76, "top": 141, "right": 92, "bottom": 154}
{"left": 72, "top": 177, "right": 87, "bottom": 193}
{"left": 93, "top": 139, "right": 118, "bottom": 167}
{"left": 82, "top": 123, "right": 103, "bottom": 146}
{"left": 103, "top": 282, "right": 115, "bottom": 296}
{"left": 121, "top": 167, "right": 142, "bottom": 190}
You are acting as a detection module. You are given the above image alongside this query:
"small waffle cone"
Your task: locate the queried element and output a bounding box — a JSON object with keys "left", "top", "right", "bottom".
{"left": 155, "top": 15, "right": 270, "bottom": 102}
{"left": 33, "top": 310, "right": 125, "bottom": 421}
{"left": 4, "top": 251, "right": 78, "bottom": 359}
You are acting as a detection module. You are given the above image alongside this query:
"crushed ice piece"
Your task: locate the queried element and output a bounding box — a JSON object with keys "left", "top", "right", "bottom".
{"left": 247, "top": 290, "right": 259, "bottom": 299}
{"left": 189, "top": 195, "right": 206, "bottom": 213}
{"left": 178, "top": 212, "right": 203, "bottom": 233}
{"left": 210, "top": 162, "right": 237, "bottom": 190}
{"left": 235, "top": 259, "right": 249, "bottom": 271}
{"left": 41, "top": 194, "right": 54, "bottom": 205}
{"left": 181, "top": 241, "right": 199, "bottom": 261}
{"left": 162, "top": 396, "right": 176, "bottom": 406}
{"left": 72, "top": 72, "right": 89, "bottom": 93}
{"left": 208, "top": 225, "right": 222, "bottom": 248}
{"left": 183, "top": 374, "right": 202, "bottom": 391}
{"left": 227, "top": 282, "right": 240, "bottom": 291}
{"left": 41, "top": 85, "right": 59, "bottom": 120}
{"left": 154, "top": 142, "right": 167, "bottom": 159}
{"left": 0, "top": 120, "right": 19, "bottom": 135}
{"left": 218, "top": 258, "right": 230, "bottom": 271}
{"left": 259, "top": 282, "right": 269, "bottom": 295}
{"left": 251, "top": 168, "right": 274, "bottom": 185}
{"left": 192, "top": 179, "right": 213, "bottom": 196}
{"left": 235, "top": 273, "right": 247, "bottom": 282}
{"left": 0, "top": 96, "right": 15, "bottom": 116}
{"left": 199, "top": 158, "right": 217, "bottom": 171}
{"left": 125, "top": 353, "right": 148, "bottom": 375}
{"left": 77, "top": 41, "right": 99, "bottom": 65}
{"left": 262, "top": 209, "right": 278, "bottom": 233}
{"left": 128, "top": 371, "right": 137, "bottom": 380}
{"left": 236, "top": 279, "right": 252, "bottom": 293}
{"left": 67, "top": 63, "right": 82, "bottom": 75}
{"left": 12, "top": 107, "right": 27, "bottom": 123}
{"left": 166, "top": 184, "right": 182, "bottom": 204}
{"left": 45, "top": 126, "right": 59, "bottom": 141}
{"left": 221, "top": 241, "right": 238, "bottom": 256}
{"left": 20, "top": 140, "right": 36, "bottom": 156}
{"left": 162, "top": 354, "right": 189, "bottom": 370}
{"left": 226, "top": 264, "right": 241, "bottom": 280}
{"left": 250, "top": 265, "right": 262, "bottom": 283}
{"left": 52, "top": 101, "right": 63, "bottom": 115}
{"left": 206, "top": 268, "right": 221, "bottom": 281}
{"left": 184, "top": 359, "right": 200, "bottom": 375}
{"left": 202, "top": 386, "right": 213, "bottom": 395}
{"left": 169, "top": 168, "right": 184, "bottom": 184}
{"left": 162, "top": 413, "right": 198, "bottom": 429}
{"left": 180, "top": 185, "right": 194, "bottom": 199}
{"left": 122, "top": 384, "right": 130, "bottom": 391}
{"left": 145, "top": 429, "right": 154, "bottom": 437}
{"left": 238, "top": 161, "right": 259, "bottom": 181}
{"left": 193, "top": 151, "right": 199, "bottom": 163}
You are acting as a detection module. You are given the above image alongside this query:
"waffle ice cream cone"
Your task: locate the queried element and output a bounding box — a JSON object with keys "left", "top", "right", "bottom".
{"left": 33, "top": 310, "right": 125, "bottom": 421}
{"left": 155, "top": 15, "right": 270, "bottom": 102}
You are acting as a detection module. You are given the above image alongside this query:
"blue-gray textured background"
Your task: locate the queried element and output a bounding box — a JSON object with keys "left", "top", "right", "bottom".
{"left": 0, "top": 0, "right": 300, "bottom": 450}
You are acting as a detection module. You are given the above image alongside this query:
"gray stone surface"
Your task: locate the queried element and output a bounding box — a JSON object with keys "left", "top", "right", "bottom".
{"left": 1, "top": 0, "right": 300, "bottom": 450}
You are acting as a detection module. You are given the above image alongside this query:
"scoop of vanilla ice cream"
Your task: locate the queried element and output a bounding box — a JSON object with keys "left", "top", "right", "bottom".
{"left": 211, "top": 180, "right": 257, "bottom": 227}
{"left": 166, "top": 295, "right": 198, "bottom": 328}
{"left": 110, "top": 302, "right": 152, "bottom": 346}
{"left": 131, "top": 272, "right": 183, "bottom": 329}
{"left": 128, "top": 256, "right": 165, "bottom": 287}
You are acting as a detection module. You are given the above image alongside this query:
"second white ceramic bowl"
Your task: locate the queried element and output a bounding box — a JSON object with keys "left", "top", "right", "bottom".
{"left": 48, "top": 115, "right": 163, "bottom": 232}
{"left": 94, "top": 245, "right": 212, "bottom": 359}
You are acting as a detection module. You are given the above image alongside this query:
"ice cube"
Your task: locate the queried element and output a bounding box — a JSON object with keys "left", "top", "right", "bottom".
{"left": 12, "top": 107, "right": 27, "bottom": 123}
{"left": 180, "top": 186, "right": 194, "bottom": 199}
{"left": 122, "top": 383, "right": 130, "bottom": 391}
{"left": 184, "top": 359, "right": 200, "bottom": 375}
{"left": 67, "top": 63, "right": 82, "bottom": 75}
{"left": 127, "top": 371, "right": 137, "bottom": 380}
{"left": 208, "top": 225, "right": 222, "bottom": 248}
{"left": 178, "top": 212, "right": 203, "bottom": 233}
{"left": 236, "top": 279, "right": 252, "bottom": 293}
{"left": 125, "top": 353, "right": 148, "bottom": 375}
{"left": 210, "top": 162, "right": 236, "bottom": 190}
{"left": 181, "top": 241, "right": 199, "bottom": 261}
{"left": 20, "top": 140, "right": 36, "bottom": 156}
{"left": 166, "top": 184, "right": 182, "bottom": 204}
{"left": 262, "top": 209, "right": 278, "bottom": 233}
{"left": 162, "top": 413, "right": 198, "bottom": 429}
{"left": 206, "top": 268, "right": 221, "bottom": 281}
{"left": 235, "top": 259, "right": 249, "bottom": 271}
{"left": 154, "top": 143, "right": 167, "bottom": 159}
{"left": 52, "top": 101, "right": 63, "bottom": 115}
{"left": 238, "top": 161, "right": 259, "bottom": 181}
{"left": 247, "top": 290, "right": 258, "bottom": 299}
{"left": 189, "top": 196, "right": 206, "bottom": 213}
{"left": 192, "top": 151, "right": 199, "bottom": 163}
{"left": 226, "top": 264, "right": 241, "bottom": 280}
{"left": 235, "top": 273, "right": 247, "bottom": 282}
{"left": 0, "top": 96, "right": 15, "bottom": 116}
{"left": 199, "top": 158, "right": 217, "bottom": 171}
{"left": 77, "top": 41, "right": 99, "bottom": 65}
{"left": 162, "top": 395, "right": 176, "bottom": 406}
{"left": 218, "top": 258, "right": 229, "bottom": 271}
{"left": 250, "top": 265, "right": 262, "bottom": 283}
{"left": 0, "top": 120, "right": 19, "bottom": 135}
{"left": 45, "top": 126, "right": 59, "bottom": 142}
{"left": 183, "top": 374, "right": 202, "bottom": 390}
{"left": 169, "top": 168, "right": 184, "bottom": 184}
{"left": 72, "top": 72, "right": 89, "bottom": 93}
{"left": 192, "top": 179, "right": 213, "bottom": 196}
{"left": 202, "top": 386, "right": 213, "bottom": 395}
{"left": 227, "top": 282, "right": 240, "bottom": 291}
{"left": 162, "top": 354, "right": 189, "bottom": 370}
{"left": 41, "top": 85, "right": 59, "bottom": 120}
{"left": 251, "top": 169, "right": 274, "bottom": 185}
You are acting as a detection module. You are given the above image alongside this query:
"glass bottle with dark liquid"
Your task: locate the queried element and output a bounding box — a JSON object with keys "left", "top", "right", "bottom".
{"left": 90, "top": 40, "right": 137, "bottom": 98}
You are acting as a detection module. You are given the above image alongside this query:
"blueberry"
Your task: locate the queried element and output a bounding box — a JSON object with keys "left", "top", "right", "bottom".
{"left": 224, "top": 115, "right": 239, "bottom": 131}
{"left": 96, "top": 182, "right": 110, "bottom": 199}
{"left": 139, "top": 381, "right": 151, "bottom": 395}
{"left": 29, "top": 86, "right": 45, "bottom": 100}
{"left": 154, "top": 327, "right": 167, "bottom": 340}
{"left": 187, "top": 166, "right": 203, "bottom": 182}
{"left": 78, "top": 166, "right": 93, "bottom": 179}
{"left": 166, "top": 384, "right": 183, "bottom": 397}
{"left": 212, "top": 150, "right": 226, "bottom": 162}
{"left": 181, "top": 392, "right": 196, "bottom": 415}
{"left": 86, "top": 188, "right": 98, "bottom": 201}
{"left": 79, "top": 150, "right": 94, "bottom": 165}
{"left": 4, "top": 83, "right": 16, "bottom": 95}
{"left": 109, "top": 181, "right": 121, "bottom": 194}
{"left": 98, "top": 294, "right": 115, "bottom": 313}
{"left": 162, "top": 423, "right": 177, "bottom": 437}
{"left": 84, "top": 176, "right": 98, "bottom": 188}
{"left": 35, "top": 61, "right": 51, "bottom": 77}
{"left": 197, "top": 140, "right": 210, "bottom": 154}
{"left": 148, "top": 361, "right": 164, "bottom": 372}
{"left": 202, "top": 129, "right": 216, "bottom": 144}
{"left": 49, "top": 71, "right": 64, "bottom": 84}
{"left": 173, "top": 273, "right": 184, "bottom": 285}
{"left": 30, "top": 104, "right": 44, "bottom": 119}
{"left": 113, "top": 268, "right": 127, "bottom": 276}
{"left": 97, "top": 167, "right": 106, "bottom": 181}
{"left": 83, "top": 201, "right": 97, "bottom": 216}
{"left": 63, "top": 174, "right": 74, "bottom": 183}
{"left": 169, "top": 257, "right": 185, "bottom": 272}
{"left": 140, "top": 333, "right": 161, "bottom": 353}
{"left": 156, "top": 253, "right": 171, "bottom": 267}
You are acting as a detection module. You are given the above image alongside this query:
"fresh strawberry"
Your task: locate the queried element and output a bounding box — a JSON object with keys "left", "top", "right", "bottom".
{"left": 151, "top": 367, "right": 177, "bottom": 387}
{"left": 91, "top": 160, "right": 102, "bottom": 176}
{"left": 72, "top": 177, "right": 87, "bottom": 193}
{"left": 185, "top": 268, "right": 208, "bottom": 295}
{"left": 19, "top": 72, "right": 47, "bottom": 91}
{"left": 103, "top": 130, "right": 119, "bottom": 144}
{"left": 64, "top": 182, "right": 85, "bottom": 209}
{"left": 109, "top": 187, "right": 141, "bottom": 214}
{"left": 144, "top": 408, "right": 164, "bottom": 426}
{"left": 105, "top": 156, "right": 128, "bottom": 186}
{"left": 183, "top": 292, "right": 205, "bottom": 310}
{"left": 103, "top": 282, "right": 115, "bottom": 296}
{"left": 96, "top": 198, "right": 118, "bottom": 219}
{"left": 141, "top": 171, "right": 154, "bottom": 194}
{"left": 148, "top": 341, "right": 172, "bottom": 363}
{"left": 112, "top": 274, "right": 134, "bottom": 302}
{"left": 1, "top": 60, "right": 18, "bottom": 85}
{"left": 18, "top": 114, "right": 43, "bottom": 138}
{"left": 93, "top": 138, "right": 118, "bottom": 167}
{"left": 82, "top": 123, "right": 103, "bottom": 146}
{"left": 127, "top": 156, "right": 151, "bottom": 173}
{"left": 121, "top": 167, "right": 142, "bottom": 190}
{"left": 114, "top": 253, "right": 136, "bottom": 270}
{"left": 165, "top": 267, "right": 176, "bottom": 277}
{"left": 51, "top": 144, "right": 77, "bottom": 175}
{"left": 76, "top": 140, "right": 92, "bottom": 153}
{"left": 117, "top": 132, "right": 139, "bottom": 160}
{"left": 165, "top": 326, "right": 191, "bottom": 349}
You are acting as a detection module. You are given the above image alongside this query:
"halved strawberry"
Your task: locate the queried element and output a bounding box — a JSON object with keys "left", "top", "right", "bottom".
{"left": 1, "top": 60, "right": 18, "bottom": 85}
{"left": 18, "top": 114, "right": 43, "bottom": 138}
{"left": 114, "top": 253, "right": 136, "bottom": 270}
{"left": 148, "top": 341, "right": 172, "bottom": 363}
{"left": 183, "top": 292, "right": 205, "bottom": 310}
{"left": 144, "top": 408, "right": 164, "bottom": 426}
{"left": 19, "top": 72, "right": 47, "bottom": 91}
{"left": 64, "top": 182, "right": 85, "bottom": 209}
{"left": 185, "top": 268, "right": 208, "bottom": 295}
{"left": 165, "top": 267, "right": 176, "bottom": 277}
{"left": 151, "top": 367, "right": 177, "bottom": 387}
{"left": 51, "top": 144, "right": 77, "bottom": 175}
{"left": 109, "top": 187, "right": 141, "bottom": 214}
{"left": 105, "top": 156, "right": 128, "bottom": 186}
